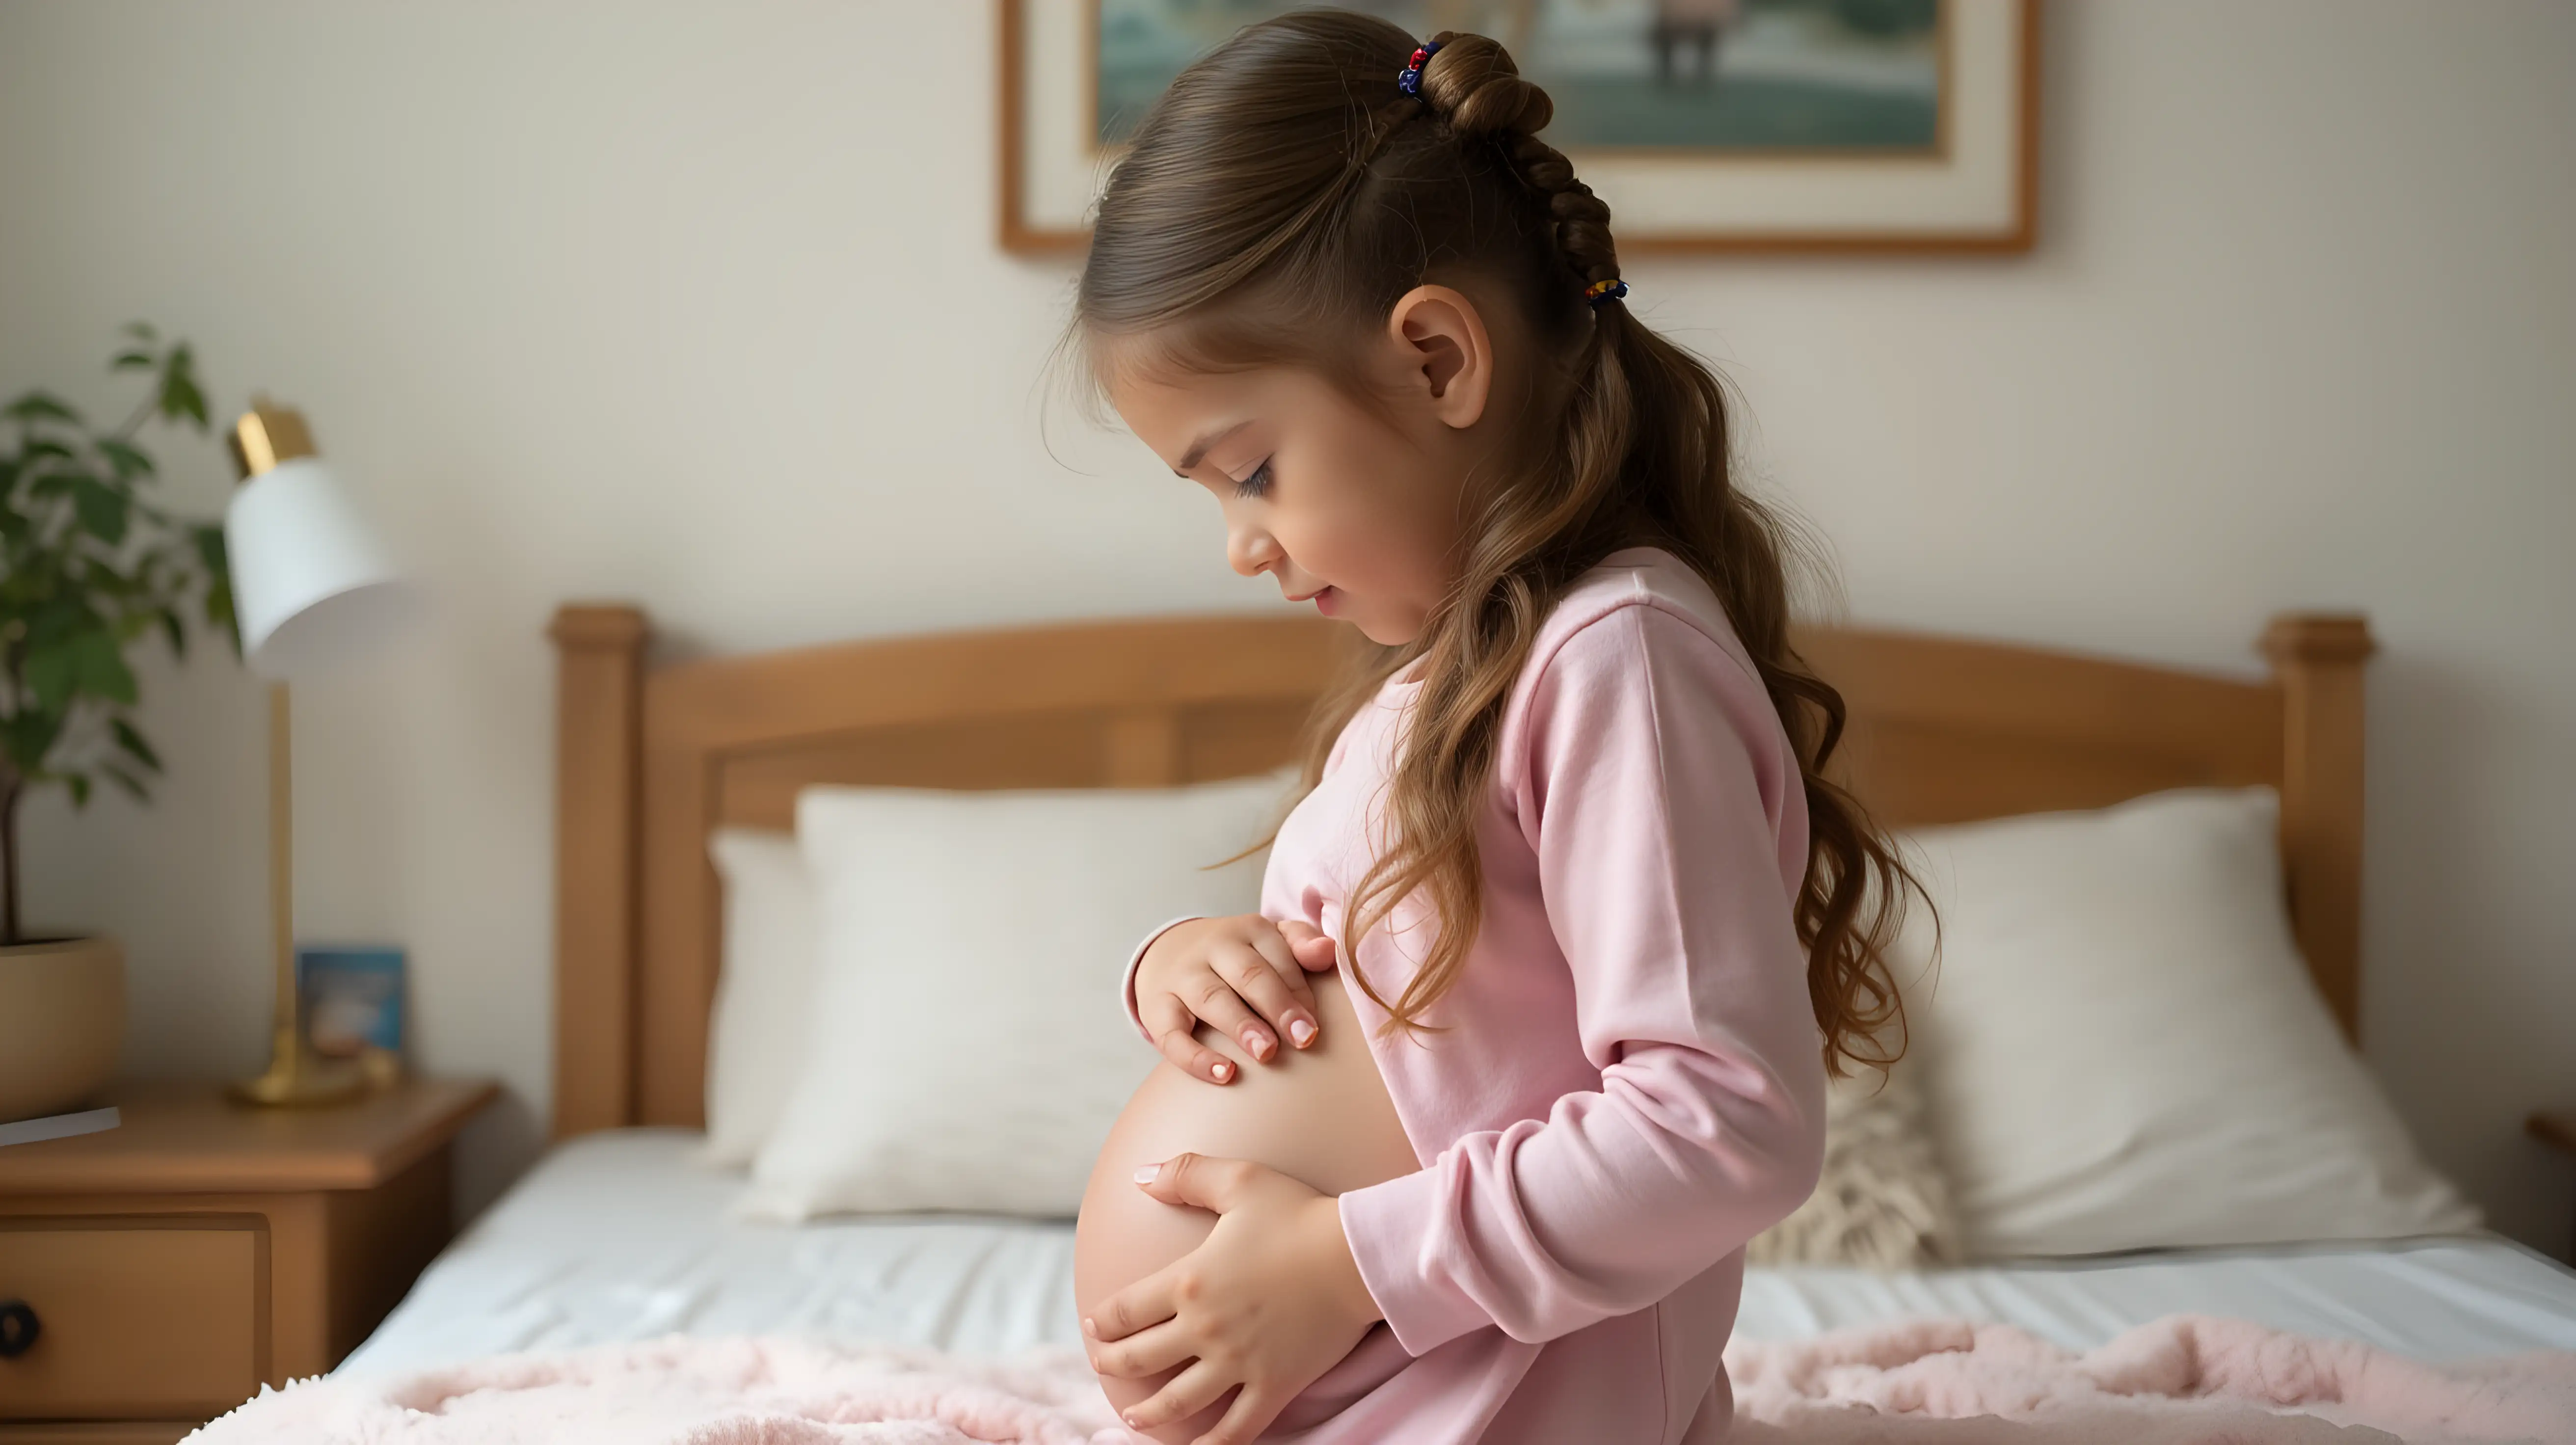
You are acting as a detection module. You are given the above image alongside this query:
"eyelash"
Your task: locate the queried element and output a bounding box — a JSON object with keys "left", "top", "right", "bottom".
{"left": 1233, "top": 458, "right": 1274, "bottom": 499}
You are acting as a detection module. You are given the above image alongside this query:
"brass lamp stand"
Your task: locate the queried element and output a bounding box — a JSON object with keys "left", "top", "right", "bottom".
{"left": 231, "top": 678, "right": 359, "bottom": 1106}
{"left": 223, "top": 404, "right": 402, "bottom": 1107}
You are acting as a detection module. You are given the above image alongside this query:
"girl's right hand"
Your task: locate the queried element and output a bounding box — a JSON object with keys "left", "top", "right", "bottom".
{"left": 1135, "top": 914, "right": 1339, "bottom": 1084}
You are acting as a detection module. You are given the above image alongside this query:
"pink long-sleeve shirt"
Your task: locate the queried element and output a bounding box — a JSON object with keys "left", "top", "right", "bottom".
{"left": 1126, "top": 548, "right": 1825, "bottom": 1444}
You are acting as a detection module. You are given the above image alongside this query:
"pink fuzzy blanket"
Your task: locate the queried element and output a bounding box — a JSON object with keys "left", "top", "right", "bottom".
{"left": 190, "top": 1316, "right": 2576, "bottom": 1444}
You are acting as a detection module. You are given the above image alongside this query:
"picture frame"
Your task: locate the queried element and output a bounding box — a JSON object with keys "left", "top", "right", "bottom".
{"left": 997, "top": 0, "right": 2040, "bottom": 255}
{"left": 298, "top": 944, "right": 407, "bottom": 1063}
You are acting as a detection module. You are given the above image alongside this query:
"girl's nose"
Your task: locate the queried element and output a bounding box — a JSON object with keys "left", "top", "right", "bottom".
{"left": 1227, "top": 524, "right": 1281, "bottom": 579}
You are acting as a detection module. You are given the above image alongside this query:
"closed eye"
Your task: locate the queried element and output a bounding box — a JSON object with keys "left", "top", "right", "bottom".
{"left": 1232, "top": 458, "right": 1274, "bottom": 500}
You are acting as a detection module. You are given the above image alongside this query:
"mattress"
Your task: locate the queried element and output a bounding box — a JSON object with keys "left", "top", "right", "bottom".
{"left": 341, "top": 1128, "right": 2576, "bottom": 1379}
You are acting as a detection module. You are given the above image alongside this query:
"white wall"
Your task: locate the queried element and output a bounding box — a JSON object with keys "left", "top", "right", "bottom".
{"left": 1, "top": 2, "right": 2569, "bottom": 1247}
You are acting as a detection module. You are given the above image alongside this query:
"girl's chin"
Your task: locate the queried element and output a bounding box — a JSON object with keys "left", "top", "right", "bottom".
{"left": 1301, "top": 588, "right": 1420, "bottom": 646}
{"left": 1352, "top": 613, "right": 1422, "bottom": 647}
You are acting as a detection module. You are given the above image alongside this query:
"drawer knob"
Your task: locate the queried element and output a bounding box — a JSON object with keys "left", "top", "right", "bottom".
{"left": 0, "top": 1299, "right": 34, "bottom": 1359}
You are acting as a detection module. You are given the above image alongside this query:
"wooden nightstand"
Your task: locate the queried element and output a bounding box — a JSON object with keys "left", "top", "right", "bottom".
{"left": 0, "top": 1077, "right": 496, "bottom": 1444}
{"left": 2533, "top": 1109, "right": 2576, "bottom": 1263}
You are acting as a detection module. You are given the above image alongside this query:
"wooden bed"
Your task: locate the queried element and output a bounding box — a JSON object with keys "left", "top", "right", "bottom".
{"left": 545, "top": 606, "right": 2374, "bottom": 1140}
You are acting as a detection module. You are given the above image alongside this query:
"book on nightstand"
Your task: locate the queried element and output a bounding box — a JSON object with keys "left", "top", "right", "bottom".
{"left": 0, "top": 1104, "right": 121, "bottom": 1148}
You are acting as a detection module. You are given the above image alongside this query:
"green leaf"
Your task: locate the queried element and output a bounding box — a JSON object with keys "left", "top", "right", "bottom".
{"left": 158, "top": 344, "right": 208, "bottom": 429}
{"left": 3, "top": 391, "right": 81, "bottom": 426}
{"left": 0, "top": 711, "right": 65, "bottom": 776}
{"left": 72, "top": 479, "right": 129, "bottom": 546}
{"left": 27, "top": 597, "right": 105, "bottom": 650}
{"left": 122, "top": 321, "right": 159, "bottom": 343}
{"left": 110, "top": 717, "right": 163, "bottom": 773}
{"left": 111, "top": 350, "right": 156, "bottom": 373}
{"left": 23, "top": 641, "right": 78, "bottom": 709}
{"left": 100, "top": 764, "right": 150, "bottom": 803}
{"left": 192, "top": 522, "right": 229, "bottom": 575}
{"left": 206, "top": 578, "right": 238, "bottom": 653}
{"left": 157, "top": 606, "right": 187, "bottom": 659}
{"left": 94, "top": 437, "right": 154, "bottom": 480}
{"left": 193, "top": 525, "right": 239, "bottom": 655}
{"left": 66, "top": 773, "right": 90, "bottom": 809}
{"left": 78, "top": 632, "right": 138, "bottom": 705}
{"left": 27, "top": 630, "right": 137, "bottom": 708}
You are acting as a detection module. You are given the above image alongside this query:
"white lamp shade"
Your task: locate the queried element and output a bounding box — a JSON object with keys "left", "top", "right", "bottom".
{"left": 224, "top": 456, "right": 416, "bottom": 680}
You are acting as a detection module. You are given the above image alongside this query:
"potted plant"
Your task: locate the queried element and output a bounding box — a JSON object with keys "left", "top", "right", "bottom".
{"left": 0, "top": 325, "right": 236, "bottom": 1124}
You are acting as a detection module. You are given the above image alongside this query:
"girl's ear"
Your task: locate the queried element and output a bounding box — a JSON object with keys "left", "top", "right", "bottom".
{"left": 1385, "top": 285, "right": 1494, "bottom": 431}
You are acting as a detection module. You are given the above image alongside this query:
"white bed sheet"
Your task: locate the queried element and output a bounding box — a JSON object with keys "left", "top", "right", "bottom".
{"left": 342, "top": 1128, "right": 2576, "bottom": 1378}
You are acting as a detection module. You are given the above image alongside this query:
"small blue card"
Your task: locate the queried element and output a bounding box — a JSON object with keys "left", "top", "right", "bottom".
{"left": 298, "top": 945, "right": 406, "bottom": 1060}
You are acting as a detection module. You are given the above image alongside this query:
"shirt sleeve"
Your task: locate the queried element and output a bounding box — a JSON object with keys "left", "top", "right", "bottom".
{"left": 1335, "top": 601, "right": 1828, "bottom": 1354}
{"left": 1127, "top": 710, "right": 1359, "bottom": 1043}
{"left": 1120, "top": 917, "right": 1203, "bottom": 1043}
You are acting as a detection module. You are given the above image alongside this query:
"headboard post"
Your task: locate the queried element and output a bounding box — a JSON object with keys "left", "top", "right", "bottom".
{"left": 2260, "top": 613, "right": 2375, "bottom": 1045}
{"left": 548, "top": 604, "right": 649, "bottom": 1138}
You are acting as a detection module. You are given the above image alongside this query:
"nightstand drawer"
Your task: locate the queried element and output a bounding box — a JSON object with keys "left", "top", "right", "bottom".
{"left": 0, "top": 1220, "right": 265, "bottom": 1420}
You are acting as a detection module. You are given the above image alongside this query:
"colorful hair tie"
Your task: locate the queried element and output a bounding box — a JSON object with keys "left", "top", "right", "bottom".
{"left": 1397, "top": 40, "right": 1442, "bottom": 98}
{"left": 1585, "top": 277, "right": 1630, "bottom": 308}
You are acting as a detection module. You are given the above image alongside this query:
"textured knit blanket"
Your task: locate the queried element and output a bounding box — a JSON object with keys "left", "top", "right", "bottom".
{"left": 190, "top": 1315, "right": 2576, "bottom": 1444}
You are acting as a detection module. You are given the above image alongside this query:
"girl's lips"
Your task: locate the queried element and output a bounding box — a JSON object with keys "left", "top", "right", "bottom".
{"left": 1311, "top": 586, "right": 1338, "bottom": 616}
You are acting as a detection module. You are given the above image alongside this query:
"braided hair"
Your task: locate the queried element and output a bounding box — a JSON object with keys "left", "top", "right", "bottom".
{"left": 1077, "top": 11, "right": 1922, "bottom": 1075}
{"left": 1413, "top": 34, "right": 1622, "bottom": 302}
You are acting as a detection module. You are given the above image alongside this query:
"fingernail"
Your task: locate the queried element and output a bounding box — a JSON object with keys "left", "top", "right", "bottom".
{"left": 1209, "top": 1060, "right": 1232, "bottom": 1081}
{"left": 1241, "top": 1027, "right": 1268, "bottom": 1058}
{"left": 1082, "top": 1316, "right": 1098, "bottom": 1338}
{"left": 1133, "top": 1162, "right": 1162, "bottom": 1185}
{"left": 1288, "top": 1017, "right": 1316, "bottom": 1046}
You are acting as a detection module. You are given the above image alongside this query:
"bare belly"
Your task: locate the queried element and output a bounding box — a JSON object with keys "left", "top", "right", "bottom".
{"left": 1074, "top": 970, "right": 1417, "bottom": 1443}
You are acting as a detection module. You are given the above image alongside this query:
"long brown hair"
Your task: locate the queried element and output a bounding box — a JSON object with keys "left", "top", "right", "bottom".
{"left": 1077, "top": 11, "right": 1923, "bottom": 1073}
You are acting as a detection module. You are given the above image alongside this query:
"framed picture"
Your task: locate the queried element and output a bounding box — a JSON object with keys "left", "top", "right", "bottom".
{"left": 998, "top": 0, "right": 2039, "bottom": 254}
{"left": 298, "top": 945, "right": 406, "bottom": 1062}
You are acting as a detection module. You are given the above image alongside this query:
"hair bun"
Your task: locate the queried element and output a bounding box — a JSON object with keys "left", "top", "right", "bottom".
{"left": 1418, "top": 32, "right": 1553, "bottom": 139}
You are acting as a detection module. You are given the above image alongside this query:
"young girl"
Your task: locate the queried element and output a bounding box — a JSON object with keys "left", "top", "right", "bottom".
{"left": 1069, "top": 13, "right": 1916, "bottom": 1445}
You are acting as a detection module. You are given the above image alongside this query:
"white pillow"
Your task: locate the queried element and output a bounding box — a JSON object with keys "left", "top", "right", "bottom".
{"left": 1895, "top": 787, "right": 2478, "bottom": 1258}
{"left": 700, "top": 829, "right": 818, "bottom": 1167}
{"left": 741, "top": 771, "right": 1290, "bottom": 1220}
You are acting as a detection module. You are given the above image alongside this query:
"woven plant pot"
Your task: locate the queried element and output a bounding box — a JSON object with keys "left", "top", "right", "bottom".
{"left": 0, "top": 936, "right": 124, "bottom": 1124}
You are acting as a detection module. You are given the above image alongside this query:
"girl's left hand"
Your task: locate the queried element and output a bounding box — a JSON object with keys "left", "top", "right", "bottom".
{"left": 1084, "top": 1153, "right": 1384, "bottom": 1444}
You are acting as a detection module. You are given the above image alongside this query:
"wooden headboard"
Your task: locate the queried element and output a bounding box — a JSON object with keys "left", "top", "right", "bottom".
{"left": 546, "top": 607, "right": 2373, "bottom": 1140}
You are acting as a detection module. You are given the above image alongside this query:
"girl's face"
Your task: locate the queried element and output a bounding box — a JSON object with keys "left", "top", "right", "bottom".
{"left": 1101, "top": 287, "right": 1509, "bottom": 648}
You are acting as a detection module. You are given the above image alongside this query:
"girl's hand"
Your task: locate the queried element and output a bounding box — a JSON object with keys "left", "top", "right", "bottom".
{"left": 1085, "top": 1153, "right": 1383, "bottom": 1445}
{"left": 1136, "top": 915, "right": 1338, "bottom": 1084}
